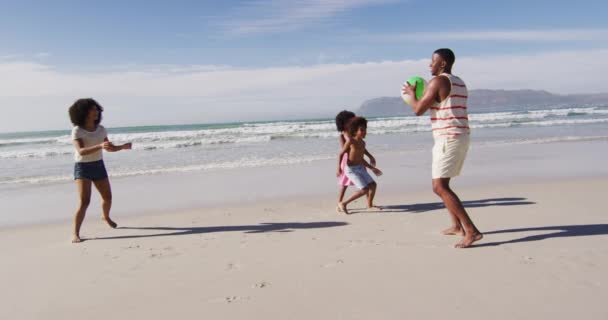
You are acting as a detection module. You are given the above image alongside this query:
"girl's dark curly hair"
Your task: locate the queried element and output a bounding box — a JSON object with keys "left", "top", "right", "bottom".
{"left": 346, "top": 116, "right": 367, "bottom": 138}
{"left": 335, "top": 110, "right": 356, "bottom": 132}
{"left": 69, "top": 98, "right": 103, "bottom": 127}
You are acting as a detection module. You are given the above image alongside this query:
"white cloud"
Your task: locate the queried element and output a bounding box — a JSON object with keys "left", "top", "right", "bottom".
{"left": 1, "top": 48, "right": 607, "bottom": 132}
{"left": 366, "top": 28, "right": 608, "bottom": 42}
{"left": 214, "top": 0, "right": 400, "bottom": 35}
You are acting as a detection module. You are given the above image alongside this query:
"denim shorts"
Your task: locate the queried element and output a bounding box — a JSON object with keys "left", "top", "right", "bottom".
{"left": 344, "top": 165, "right": 375, "bottom": 190}
{"left": 74, "top": 160, "right": 108, "bottom": 181}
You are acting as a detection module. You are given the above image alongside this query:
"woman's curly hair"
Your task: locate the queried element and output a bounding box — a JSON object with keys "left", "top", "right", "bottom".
{"left": 346, "top": 116, "right": 367, "bottom": 138}
{"left": 69, "top": 98, "right": 103, "bottom": 127}
{"left": 335, "top": 110, "right": 356, "bottom": 132}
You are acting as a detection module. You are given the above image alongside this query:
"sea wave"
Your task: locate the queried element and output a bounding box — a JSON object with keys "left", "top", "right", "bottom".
{"left": 0, "top": 154, "right": 333, "bottom": 186}
{"left": 0, "top": 135, "right": 71, "bottom": 148}
{"left": 2, "top": 106, "right": 607, "bottom": 159}
{"left": 477, "top": 135, "right": 608, "bottom": 146}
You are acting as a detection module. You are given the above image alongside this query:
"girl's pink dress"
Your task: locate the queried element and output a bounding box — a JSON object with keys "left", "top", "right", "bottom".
{"left": 337, "top": 132, "right": 354, "bottom": 186}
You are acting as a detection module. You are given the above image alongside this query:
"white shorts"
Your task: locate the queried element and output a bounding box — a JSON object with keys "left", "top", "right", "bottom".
{"left": 344, "top": 165, "right": 375, "bottom": 190}
{"left": 432, "top": 135, "right": 470, "bottom": 179}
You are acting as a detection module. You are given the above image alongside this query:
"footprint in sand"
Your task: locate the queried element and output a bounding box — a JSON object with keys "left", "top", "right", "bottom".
{"left": 253, "top": 281, "right": 271, "bottom": 289}
{"left": 225, "top": 296, "right": 250, "bottom": 303}
{"left": 147, "top": 246, "right": 179, "bottom": 259}
{"left": 121, "top": 245, "right": 141, "bottom": 250}
{"left": 321, "top": 259, "right": 345, "bottom": 268}
{"left": 226, "top": 262, "right": 242, "bottom": 271}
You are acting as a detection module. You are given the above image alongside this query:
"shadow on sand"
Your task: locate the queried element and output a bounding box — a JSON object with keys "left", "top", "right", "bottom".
{"left": 473, "top": 224, "right": 608, "bottom": 247}
{"left": 89, "top": 221, "right": 349, "bottom": 241}
{"left": 380, "top": 197, "right": 536, "bottom": 214}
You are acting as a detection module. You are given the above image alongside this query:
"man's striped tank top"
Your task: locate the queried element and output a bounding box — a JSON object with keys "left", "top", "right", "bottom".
{"left": 430, "top": 73, "right": 470, "bottom": 139}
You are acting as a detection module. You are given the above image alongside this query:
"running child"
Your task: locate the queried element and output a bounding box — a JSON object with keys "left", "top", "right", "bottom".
{"left": 337, "top": 116, "right": 382, "bottom": 214}
{"left": 335, "top": 110, "right": 376, "bottom": 206}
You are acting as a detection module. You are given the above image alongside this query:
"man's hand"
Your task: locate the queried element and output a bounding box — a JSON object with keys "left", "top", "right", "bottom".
{"left": 402, "top": 81, "right": 416, "bottom": 97}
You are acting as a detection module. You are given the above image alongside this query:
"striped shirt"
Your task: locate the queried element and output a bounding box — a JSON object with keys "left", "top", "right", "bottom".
{"left": 430, "top": 73, "right": 470, "bottom": 139}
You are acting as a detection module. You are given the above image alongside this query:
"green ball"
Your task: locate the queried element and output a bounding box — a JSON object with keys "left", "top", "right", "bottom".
{"left": 407, "top": 76, "right": 426, "bottom": 99}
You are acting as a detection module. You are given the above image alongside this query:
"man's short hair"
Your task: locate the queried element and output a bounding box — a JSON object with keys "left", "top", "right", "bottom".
{"left": 434, "top": 48, "right": 455, "bottom": 68}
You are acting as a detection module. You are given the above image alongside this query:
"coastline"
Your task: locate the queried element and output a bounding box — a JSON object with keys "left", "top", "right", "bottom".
{"left": 2, "top": 137, "right": 607, "bottom": 227}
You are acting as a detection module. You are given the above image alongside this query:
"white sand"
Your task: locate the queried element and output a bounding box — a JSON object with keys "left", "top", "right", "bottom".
{"left": 1, "top": 140, "right": 607, "bottom": 319}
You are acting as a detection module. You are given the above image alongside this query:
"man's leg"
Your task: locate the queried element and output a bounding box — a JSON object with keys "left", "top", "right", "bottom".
{"left": 433, "top": 178, "right": 464, "bottom": 235}
{"left": 432, "top": 178, "right": 482, "bottom": 247}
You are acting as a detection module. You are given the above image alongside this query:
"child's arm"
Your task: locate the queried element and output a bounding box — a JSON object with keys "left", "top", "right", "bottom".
{"left": 339, "top": 134, "right": 346, "bottom": 147}
{"left": 362, "top": 159, "right": 383, "bottom": 176}
{"left": 364, "top": 149, "right": 376, "bottom": 167}
{"left": 337, "top": 140, "right": 351, "bottom": 177}
{"left": 103, "top": 137, "right": 132, "bottom": 152}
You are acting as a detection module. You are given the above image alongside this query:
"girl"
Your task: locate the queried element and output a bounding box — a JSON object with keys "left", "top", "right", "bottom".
{"left": 69, "top": 98, "right": 132, "bottom": 243}
{"left": 335, "top": 110, "right": 376, "bottom": 211}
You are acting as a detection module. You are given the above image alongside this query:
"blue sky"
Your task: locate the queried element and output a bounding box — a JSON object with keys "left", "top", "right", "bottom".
{"left": 3, "top": 0, "right": 607, "bottom": 67}
{"left": 1, "top": 0, "right": 608, "bottom": 131}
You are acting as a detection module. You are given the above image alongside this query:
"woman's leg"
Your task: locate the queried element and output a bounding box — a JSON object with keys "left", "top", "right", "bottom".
{"left": 73, "top": 179, "right": 92, "bottom": 243}
{"left": 93, "top": 178, "right": 117, "bottom": 228}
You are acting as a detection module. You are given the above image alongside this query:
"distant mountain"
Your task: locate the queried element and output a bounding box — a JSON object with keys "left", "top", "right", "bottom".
{"left": 357, "top": 89, "right": 608, "bottom": 117}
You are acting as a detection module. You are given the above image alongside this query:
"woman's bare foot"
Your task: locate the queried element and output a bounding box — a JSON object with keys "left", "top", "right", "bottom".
{"left": 338, "top": 202, "right": 350, "bottom": 214}
{"left": 454, "top": 233, "right": 483, "bottom": 248}
{"left": 72, "top": 235, "right": 82, "bottom": 243}
{"left": 102, "top": 217, "right": 118, "bottom": 228}
{"left": 442, "top": 226, "right": 464, "bottom": 236}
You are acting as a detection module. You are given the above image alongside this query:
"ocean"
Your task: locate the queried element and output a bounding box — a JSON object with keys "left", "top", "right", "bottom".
{"left": 1, "top": 104, "right": 608, "bottom": 189}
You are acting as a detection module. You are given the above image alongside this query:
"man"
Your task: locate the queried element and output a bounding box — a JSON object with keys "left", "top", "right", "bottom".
{"left": 402, "top": 48, "right": 482, "bottom": 248}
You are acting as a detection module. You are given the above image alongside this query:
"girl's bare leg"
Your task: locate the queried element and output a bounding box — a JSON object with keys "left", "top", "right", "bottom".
{"left": 73, "top": 179, "right": 92, "bottom": 243}
{"left": 338, "top": 186, "right": 348, "bottom": 203}
{"left": 93, "top": 178, "right": 116, "bottom": 228}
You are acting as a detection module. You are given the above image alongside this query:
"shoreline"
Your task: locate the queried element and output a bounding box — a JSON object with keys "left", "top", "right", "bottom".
{"left": 2, "top": 138, "right": 608, "bottom": 228}
{"left": 2, "top": 174, "right": 606, "bottom": 231}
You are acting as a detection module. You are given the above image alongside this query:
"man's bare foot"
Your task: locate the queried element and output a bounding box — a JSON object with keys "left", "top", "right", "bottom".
{"left": 102, "top": 217, "right": 117, "bottom": 228}
{"left": 367, "top": 205, "right": 383, "bottom": 212}
{"left": 72, "top": 235, "right": 82, "bottom": 243}
{"left": 442, "top": 226, "right": 464, "bottom": 236}
{"left": 338, "top": 202, "right": 350, "bottom": 214}
{"left": 454, "top": 233, "right": 483, "bottom": 248}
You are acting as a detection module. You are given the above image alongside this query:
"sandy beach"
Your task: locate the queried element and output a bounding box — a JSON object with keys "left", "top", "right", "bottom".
{"left": 1, "top": 139, "right": 607, "bottom": 319}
